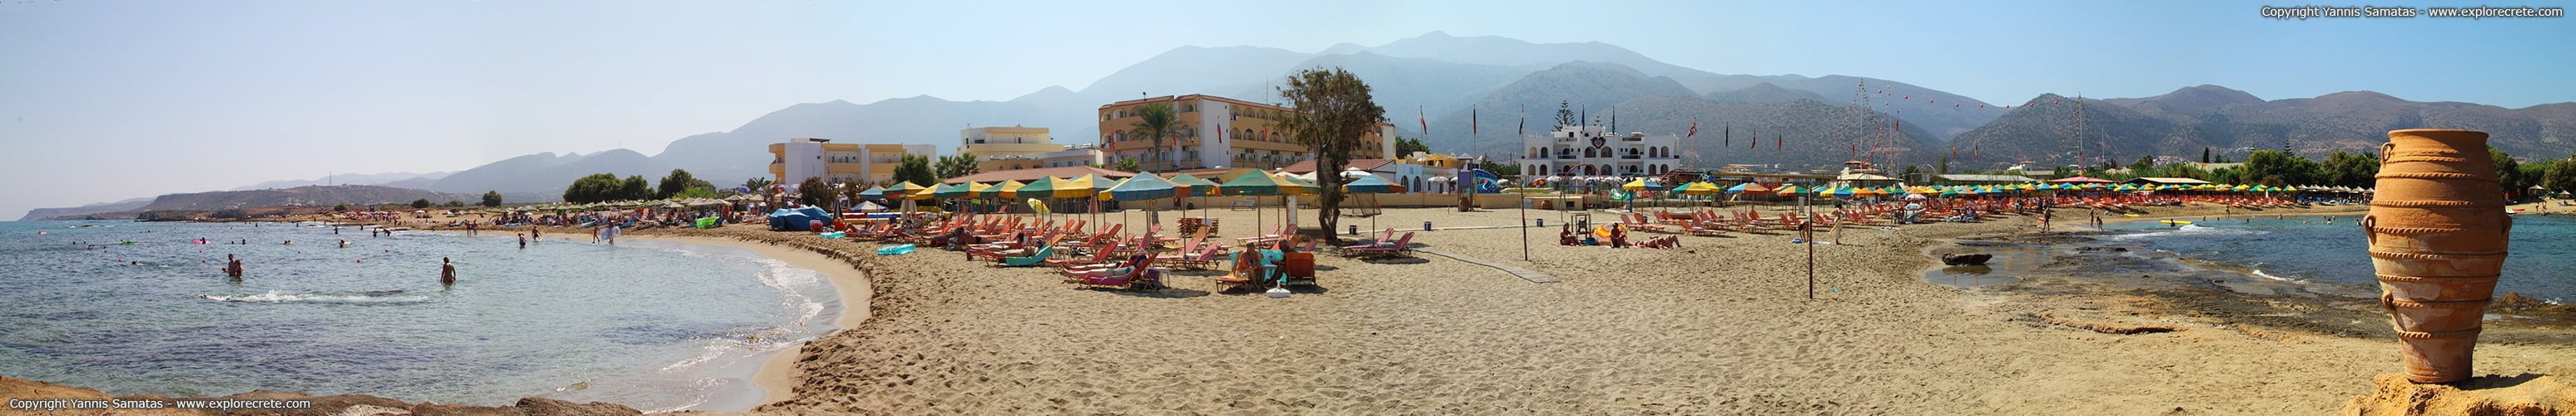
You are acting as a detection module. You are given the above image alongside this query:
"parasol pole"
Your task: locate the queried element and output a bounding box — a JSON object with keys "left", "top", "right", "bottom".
{"left": 1802, "top": 194, "right": 1814, "bottom": 300}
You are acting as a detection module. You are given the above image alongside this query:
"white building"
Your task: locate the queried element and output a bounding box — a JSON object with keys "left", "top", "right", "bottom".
{"left": 1513, "top": 103, "right": 1682, "bottom": 179}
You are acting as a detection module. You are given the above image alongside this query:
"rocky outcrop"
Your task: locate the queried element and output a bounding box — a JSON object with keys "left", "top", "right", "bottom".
{"left": 2340, "top": 373, "right": 2576, "bottom": 415}
{"left": 0, "top": 377, "right": 642, "bottom": 416}
{"left": 1940, "top": 253, "right": 1992, "bottom": 265}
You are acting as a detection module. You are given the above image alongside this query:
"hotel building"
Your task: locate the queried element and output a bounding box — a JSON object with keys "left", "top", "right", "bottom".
{"left": 1096, "top": 94, "right": 1395, "bottom": 171}
{"left": 1514, "top": 105, "right": 1682, "bottom": 178}
{"left": 769, "top": 137, "right": 937, "bottom": 185}
{"left": 958, "top": 126, "right": 1102, "bottom": 172}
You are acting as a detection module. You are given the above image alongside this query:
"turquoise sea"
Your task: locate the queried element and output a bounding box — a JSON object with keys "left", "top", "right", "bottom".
{"left": 2102, "top": 213, "right": 2575, "bottom": 302}
{"left": 0, "top": 220, "right": 838, "bottom": 411}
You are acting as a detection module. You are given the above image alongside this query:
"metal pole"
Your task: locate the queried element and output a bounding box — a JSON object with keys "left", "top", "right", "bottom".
{"left": 1520, "top": 190, "right": 1530, "bottom": 261}
{"left": 1802, "top": 195, "right": 1814, "bottom": 300}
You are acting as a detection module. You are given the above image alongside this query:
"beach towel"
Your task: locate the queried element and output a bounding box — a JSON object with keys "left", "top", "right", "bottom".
{"left": 876, "top": 245, "right": 916, "bottom": 255}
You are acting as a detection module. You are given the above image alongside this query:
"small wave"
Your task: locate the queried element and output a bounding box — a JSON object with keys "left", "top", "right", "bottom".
{"left": 202, "top": 290, "right": 430, "bottom": 305}
{"left": 2249, "top": 269, "right": 2301, "bottom": 282}
{"left": 2107, "top": 224, "right": 2268, "bottom": 240}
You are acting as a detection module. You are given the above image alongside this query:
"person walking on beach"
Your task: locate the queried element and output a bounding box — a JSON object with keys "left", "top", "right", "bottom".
{"left": 440, "top": 257, "right": 456, "bottom": 287}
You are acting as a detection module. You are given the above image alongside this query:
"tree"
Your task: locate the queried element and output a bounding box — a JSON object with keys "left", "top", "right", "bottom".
{"left": 2201, "top": 147, "right": 2212, "bottom": 164}
{"left": 410, "top": 199, "right": 431, "bottom": 209}
{"left": 2544, "top": 157, "right": 2576, "bottom": 196}
{"left": 936, "top": 153, "right": 980, "bottom": 179}
{"left": 563, "top": 173, "right": 624, "bottom": 203}
{"left": 479, "top": 191, "right": 504, "bottom": 207}
{"left": 2320, "top": 151, "right": 2380, "bottom": 188}
{"left": 891, "top": 154, "right": 936, "bottom": 186}
{"left": 657, "top": 169, "right": 698, "bottom": 199}
{"left": 797, "top": 177, "right": 831, "bottom": 207}
{"left": 742, "top": 176, "right": 773, "bottom": 193}
{"left": 1475, "top": 159, "right": 1517, "bottom": 176}
{"left": 1934, "top": 153, "right": 1952, "bottom": 175}
{"left": 1129, "top": 102, "right": 1178, "bottom": 171}
{"left": 1899, "top": 165, "right": 1925, "bottom": 183}
{"left": 1110, "top": 156, "right": 1141, "bottom": 173}
{"left": 1276, "top": 67, "right": 1386, "bottom": 243}
{"left": 333, "top": 204, "right": 350, "bottom": 212}
{"left": 2129, "top": 156, "right": 2155, "bottom": 173}
{"left": 1393, "top": 136, "right": 1431, "bottom": 158}
{"left": 2241, "top": 150, "right": 2321, "bottom": 186}
{"left": 444, "top": 201, "right": 464, "bottom": 208}
{"left": 620, "top": 176, "right": 653, "bottom": 201}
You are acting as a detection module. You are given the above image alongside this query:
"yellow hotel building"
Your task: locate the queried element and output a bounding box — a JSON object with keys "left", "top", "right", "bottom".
{"left": 1096, "top": 94, "right": 1394, "bottom": 171}
{"left": 768, "top": 137, "right": 937, "bottom": 185}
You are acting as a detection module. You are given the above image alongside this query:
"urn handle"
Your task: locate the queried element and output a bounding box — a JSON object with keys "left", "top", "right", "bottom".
{"left": 2360, "top": 215, "right": 2379, "bottom": 245}
{"left": 2380, "top": 142, "right": 2396, "bottom": 163}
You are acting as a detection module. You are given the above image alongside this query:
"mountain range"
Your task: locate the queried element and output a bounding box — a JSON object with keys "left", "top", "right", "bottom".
{"left": 1946, "top": 85, "right": 2576, "bottom": 170}
{"left": 26, "top": 186, "right": 479, "bottom": 220}
{"left": 21, "top": 31, "right": 2576, "bottom": 220}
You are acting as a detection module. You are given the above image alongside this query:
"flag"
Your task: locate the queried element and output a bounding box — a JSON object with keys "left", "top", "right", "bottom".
{"left": 1750, "top": 128, "right": 1757, "bottom": 150}
{"left": 1516, "top": 105, "right": 1526, "bottom": 136}
{"left": 1686, "top": 119, "right": 1698, "bottom": 138}
{"left": 1418, "top": 106, "right": 1427, "bottom": 136}
{"left": 1215, "top": 123, "right": 1224, "bottom": 142}
{"left": 1471, "top": 106, "right": 1478, "bottom": 136}
{"left": 1721, "top": 125, "right": 1730, "bottom": 147}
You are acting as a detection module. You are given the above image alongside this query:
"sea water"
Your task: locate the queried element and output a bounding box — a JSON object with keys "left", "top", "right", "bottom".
{"left": 2104, "top": 214, "right": 2576, "bottom": 303}
{"left": 0, "top": 220, "right": 837, "bottom": 411}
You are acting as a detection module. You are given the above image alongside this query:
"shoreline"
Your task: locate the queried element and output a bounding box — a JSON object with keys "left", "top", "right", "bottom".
{"left": 618, "top": 234, "right": 871, "bottom": 410}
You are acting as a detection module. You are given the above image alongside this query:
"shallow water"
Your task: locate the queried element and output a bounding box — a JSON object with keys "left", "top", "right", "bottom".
{"left": 2104, "top": 214, "right": 2574, "bottom": 303}
{"left": 0, "top": 220, "right": 836, "bottom": 411}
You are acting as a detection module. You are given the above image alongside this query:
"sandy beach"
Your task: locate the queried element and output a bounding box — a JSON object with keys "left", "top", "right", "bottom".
{"left": 579, "top": 201, "right": 2576, "bottom": 414}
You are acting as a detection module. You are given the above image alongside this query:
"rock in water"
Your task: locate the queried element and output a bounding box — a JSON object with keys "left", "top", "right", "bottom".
{"left": 1941, "top": 253, "right": 1993, "bottom": 265}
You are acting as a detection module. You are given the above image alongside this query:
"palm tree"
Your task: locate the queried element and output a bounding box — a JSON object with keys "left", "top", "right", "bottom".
{"left": 1276, "top": 67, "right": 1384, "bottom": 243}
{"left": 1129, "top": 102, "right": 1178, "bottom": 171}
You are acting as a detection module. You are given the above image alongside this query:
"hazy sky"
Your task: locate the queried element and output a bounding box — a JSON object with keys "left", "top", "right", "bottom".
{"left": 3, "top": 0, "right": 2569, "bottom": 217}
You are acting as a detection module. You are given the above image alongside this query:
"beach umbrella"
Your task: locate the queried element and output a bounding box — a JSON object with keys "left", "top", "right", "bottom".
{"left": 1169, "top": 172, "right": 1219, "bottom": 196}
{"left": 1220, "top": 170, "right": 1295, "bottom": 235}
{"left": 1680, "top": 181, "right": 1721, "bottom": 196}
{"left": 1773, "top": 185, "right": 1802, "bottom": 197}
{"left": 1341, "top": 174, "right": 1406, "bottom": 231}
{"left": 1099, "top": 174, "right": 1179, "bottom": 234}
{"left": 1834, "top": 186, "right": 1856, "bottom": 198}
{"left": 906, "top": 184, "right": 938, "bottom": 201}
{"left": 1101, "top": 174, "right": 1179, "bottom": 201}
{"left": 933, "top": 182, "right": 973, "bottom": 200}
{"left": 1620, "top": 178, "right": 1651, "bottom": 192}
{"left": 989, "top": 180, "right": 1024, "bottom": 199}
{"left": 1278, "top": 172, "right": 1320, "bottom": 196}
{"left": 881, "top": 181, "right": 925, "bottom": 196}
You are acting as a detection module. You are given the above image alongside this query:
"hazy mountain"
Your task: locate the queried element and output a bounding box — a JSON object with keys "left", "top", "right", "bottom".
{"left": 1416, "top": 62, "right": 1699, "bottom": 151}
{"left": 1689, "top": 74, "right": 2005, "bottom": 142}
{"left": 1610, "top": 95, "right": 1942, "bottom": 169}
{"left": 1948, "top": 88, "right": 2576, "bottom": 170}
{"left": 1944, "top": 94, "right": 2201, "bottom": 171}
{"left": 18, "top": 197, "right": 152, "bottom": 221}
{"left": 1705, "top": 83, "right": 1832, "bottom": 104}
{"left": 1422, "top": 62, "right": 1938, "bottom": 168}
{"left": 231, "top": 171, "right": 449, "bottom": 191}
{"left": 1259, "top": 52, "right": 1533, "bottom": 121}
{"left": 37, "top": 186, "right": 481, "bottom": 220}
{"left": 1358, "top": 31, "right": 1717, "bottom": 87}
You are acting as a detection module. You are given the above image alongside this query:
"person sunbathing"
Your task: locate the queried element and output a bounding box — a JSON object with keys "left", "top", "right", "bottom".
{"left": 1061, "top": 255, "right": 1147, "bottom": 281}
{"left": 1558, "top": 225, "right": 1579, "bottom": 246}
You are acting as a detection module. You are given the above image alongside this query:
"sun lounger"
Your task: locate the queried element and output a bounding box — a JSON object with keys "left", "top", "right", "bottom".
{"left": 996, "top": 245, "right": 1055, "bottom": 267}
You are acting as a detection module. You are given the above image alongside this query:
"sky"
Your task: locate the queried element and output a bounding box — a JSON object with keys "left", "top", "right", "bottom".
{"left": 2, "top": 0, "right": 2570, "bottom": 217}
